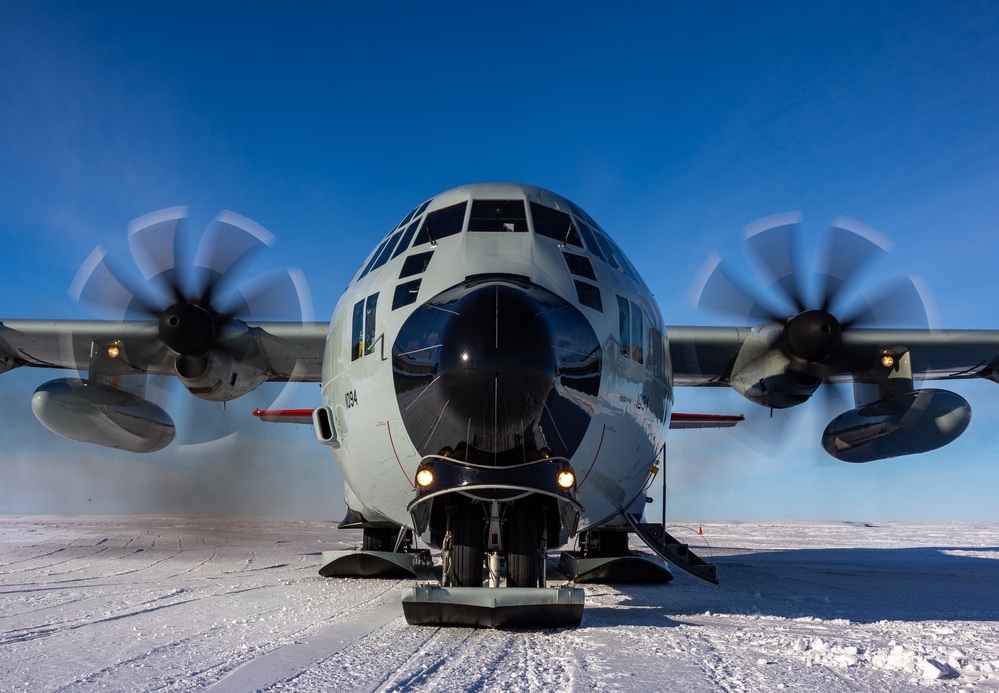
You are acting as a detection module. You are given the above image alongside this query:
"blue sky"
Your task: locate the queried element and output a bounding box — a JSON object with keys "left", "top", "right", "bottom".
{"left": 2, "top": 2, "right": 999, "bottom": 521}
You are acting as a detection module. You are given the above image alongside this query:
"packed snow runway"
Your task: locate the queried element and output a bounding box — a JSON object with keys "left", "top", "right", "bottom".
{"left": 1, "top": 517, "right": 997, "bottom": 692}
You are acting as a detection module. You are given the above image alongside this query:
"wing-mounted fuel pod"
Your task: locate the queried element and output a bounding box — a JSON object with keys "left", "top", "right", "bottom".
{"left": 32, "top": 341, "right": 176, "bottom": 453}
{"left": 822, "top": 350, "right": 971, "bottom": 462}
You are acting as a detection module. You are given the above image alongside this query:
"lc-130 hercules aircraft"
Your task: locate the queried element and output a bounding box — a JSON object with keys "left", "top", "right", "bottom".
{"left": 3, "top": 183, "right": 994, "bottom": 627}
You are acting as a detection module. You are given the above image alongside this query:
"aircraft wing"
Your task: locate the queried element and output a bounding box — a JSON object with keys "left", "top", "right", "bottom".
{"left": 668, "top": 325, "right": 999, "bottom": 386}
{"left": 0, "top": 319, "right": 329, "bottom": 381}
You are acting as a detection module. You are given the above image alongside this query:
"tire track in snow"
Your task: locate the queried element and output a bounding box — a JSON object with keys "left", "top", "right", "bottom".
{"left": 204, "top": 588, "right": 404, "bottom": 691}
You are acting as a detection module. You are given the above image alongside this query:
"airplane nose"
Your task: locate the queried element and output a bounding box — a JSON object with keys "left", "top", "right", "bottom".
{"left": 393, "top": 276, "right": 601, "bottom": 466}
{"left": 437, "top": 284, "right": 555, "bottom": 432}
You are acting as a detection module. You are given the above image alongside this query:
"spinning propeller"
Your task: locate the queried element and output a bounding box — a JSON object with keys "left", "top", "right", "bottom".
{"left": 69, "top": 207, "right": 313, "bottom": 444}
{"left": 72, "top": 207, "right": 312, "bottom": 347}
{"left": 691, "top": 213, "right": 936, "bottom": 451}
{"left": 694, "top": 213, "right": 934, "bottom": 362}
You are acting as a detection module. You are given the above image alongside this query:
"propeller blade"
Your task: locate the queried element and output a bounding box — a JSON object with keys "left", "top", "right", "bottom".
{"left": 69, "top": 247, "right": 160, "bottom": 318}
{"left": 841, "top": 275, "right": 937, "bottom": 329}
{"left": 216, "top": 267, "right": 314, "bottom": 322}
{"left": 742, "top": 212, "right": 807, "bottom": 314}
{"left": 127, "top": 206, "right": 189, "bottom": 306}
{"left": 816, "top": 218, "right": 893, "bottom": 314}
{"left": 690, "top": 254, "right": 784, "bottom": 324}
{"left": 193, "top": 211, "right": 276, "bottom": 307}
{"left": 728, "top": 380, "right": 851, "bottom": 465}
{"left": 128, "top": 207, "right": 187, "bottom": 278}
{"left": 146, "top": 374, "right": 241, "bottom": 448}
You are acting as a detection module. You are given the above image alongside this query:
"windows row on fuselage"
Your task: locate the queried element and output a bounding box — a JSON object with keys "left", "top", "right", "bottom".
{"left": 353, "top": 197, "right": 644, "bottom": 289}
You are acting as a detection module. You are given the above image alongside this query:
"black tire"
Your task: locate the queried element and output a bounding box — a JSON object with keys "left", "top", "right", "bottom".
{"left": 451, "top": 504, "right": 484, "bottom": 587}
{"left": 362, "top": 527, "right": 395, "bottom": 552}
{"left": 506, "top": 503, "right": 542, "bottom": 588}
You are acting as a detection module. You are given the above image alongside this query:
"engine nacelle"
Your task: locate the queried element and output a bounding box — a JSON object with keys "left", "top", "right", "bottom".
{"left": 175, "top": 350, "right": 268, "bottom": 402}
{"left": 32, "top": 378, "right": 176, "bottom": 453}
{"left": 0, "top": 352, "right": 20, "bottom": 375}
{"left": 821, "top": 388, "right": 971, "bottom": 463}
{"left": 729, "top": 325, "right": 821, "bottom": 409}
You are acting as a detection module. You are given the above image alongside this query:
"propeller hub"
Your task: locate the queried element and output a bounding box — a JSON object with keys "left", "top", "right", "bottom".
{"left": 159, "top": 303, "right": 217, "bottom": 355}
{"left": 782, "top": 309, "right": 842, "bottom": 363}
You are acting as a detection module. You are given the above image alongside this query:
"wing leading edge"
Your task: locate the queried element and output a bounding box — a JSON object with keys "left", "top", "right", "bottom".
{"left": 668, "top": 324, "right": 999, "bottom": 461}
{"left": 0, "top": 319, "right": 328, "bottom": 381}
{"left": 668, "top": 325, "right": 999, "bottom": 387}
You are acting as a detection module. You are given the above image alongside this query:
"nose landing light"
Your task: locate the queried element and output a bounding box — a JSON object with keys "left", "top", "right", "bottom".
{"left": 556, "top": 469, "right": 576, "bottom": 489}
{"left": 415, "top": 467, "right": 435, "bottom": 488}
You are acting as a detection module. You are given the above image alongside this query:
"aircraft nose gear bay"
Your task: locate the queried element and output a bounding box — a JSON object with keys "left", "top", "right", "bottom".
{"left": 6, "top": 182, "right": 999, "bottom": 628}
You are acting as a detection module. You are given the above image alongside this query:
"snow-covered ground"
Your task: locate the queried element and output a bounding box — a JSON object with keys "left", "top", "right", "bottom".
{"left": 1, "top": 517, "right": 997, "bottom": 692}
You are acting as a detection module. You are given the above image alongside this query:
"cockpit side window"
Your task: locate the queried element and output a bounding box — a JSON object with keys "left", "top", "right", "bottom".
{"left": 616, "top": 295, "right": 647, "bottom": 363}
{"left": 396, "top": 199, "right": 431, "bottom": 229}
{"left": 399, "top": 250, "right": 434, "bottom": 278}
{"left": 468, "top": 200, "right": 528, "bottom": 232}
{"left": 565, "top": 199, "right": 601, "bottom": 231}
{"left": 617, "top": 295, "right": 631, "bottom": 357}
{"left": 563, "top": 252, "right": 596, "bottom": 280}
{"left": 393, "top": 280, "right": 421, "bottom": 310}
{"left": 574, "top": 281, "right": 602, "bottom": 311}
{"left": 413, "top": 201, "right": 468, "bottom": 246}
{"left": 591, "top": 230, "right": 640, "bottom": 283}
{"left": 630, "top": 300, "right": 644, "bottom": 364}
{"left": 412, "top": 199, "right": 432, "bottom": 219}
{"left": 397, "top": 206, "right": 418, "bottom": 229}
{"left": 356, "top": 236, "right": 392, "bottom": 281}
{"left": 574, "top": 221, "right": 605, "bottom": 261}
{"left": 595, "top": 232, "right": 624, "bottom": 272}
{"left": 350, "top": 299, "right": 364, "bottom": 361}
{"left": 391, "top": 218, "right": 423, "bottom": 259}
{"left": 363, "top": 293, "right": 379, "bottom": 356}
{"left": 531, "top": 202, "right": 582, "bottom": 247}
{"left": 368, "top": 229, "right": 403, "bottom": 274}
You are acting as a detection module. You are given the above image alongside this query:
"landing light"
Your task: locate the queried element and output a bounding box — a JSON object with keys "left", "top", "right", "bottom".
{"left": 556, "top": 470, "right": 575, "bottom": 489}
{"left": 882, "top": 354, "right": 895, "bottom": 368}
{"left": 461, "top": 352, "right": 469, "bottom": 362}
{"left": 416, "top": 468, "right": 435, "bottom": 488}
{"left": 107, "top": 345, "right": 120, "bottom": 359}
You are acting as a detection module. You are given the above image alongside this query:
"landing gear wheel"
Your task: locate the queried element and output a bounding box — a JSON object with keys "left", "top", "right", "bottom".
{"left": 506, "top": 503, "right": 543, "bottom": 587}
{"left": 451, "top": 504, "right": 484, "bottom": 587}
{"left": 362, "top": 527, "right": 396, "bottom": 551}
{"left": 587, "top": 530, "right": 629, "bottom": 558}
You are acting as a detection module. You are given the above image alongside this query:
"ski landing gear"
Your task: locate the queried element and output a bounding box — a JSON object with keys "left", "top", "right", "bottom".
{"left": 559, "top": 517, "right": 719, "bottom": 586}
{"left": 319, "top": 526, "right": 432, "bottom": 579}
{"left": 558, "top": 529, "right": 674, "bottom": 583}
{"left": 402, "top": 499, "right": 584, "bottom": 628}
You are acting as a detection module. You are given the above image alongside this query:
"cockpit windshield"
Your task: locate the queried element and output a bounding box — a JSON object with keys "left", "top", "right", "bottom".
{"left": 468, "top": 200, "right": 528, "bottom": 232}
{"left": 353, "top": 186, "right": 644, "bottom": 290}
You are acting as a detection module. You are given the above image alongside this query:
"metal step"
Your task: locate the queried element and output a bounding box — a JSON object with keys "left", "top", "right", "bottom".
{"left": 623, "top": 517, "right": 719, "bottom": 585}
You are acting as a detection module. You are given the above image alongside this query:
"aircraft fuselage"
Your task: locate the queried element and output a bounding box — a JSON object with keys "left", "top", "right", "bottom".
{"left": 320, "top": 183, "right": 673, "bottom": 542}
